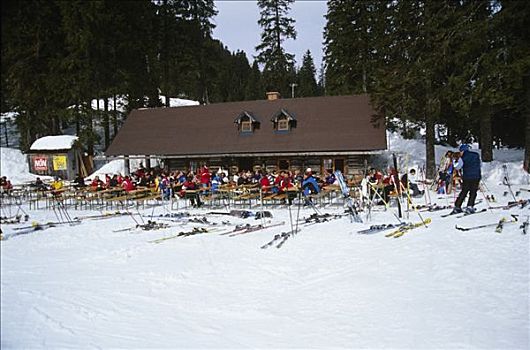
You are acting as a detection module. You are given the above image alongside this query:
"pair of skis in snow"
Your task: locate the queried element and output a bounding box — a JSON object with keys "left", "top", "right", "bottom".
{"left": 384, "top": 218, "right": 432, "bottom": 238}
{"left": 1, "top": 219, "right": 81, "bottom": 240}
{"left": 225, "top": 221, "right": 285, "bottom": 237}
{"left": 455, "top": 215, "right": 519, "bottom": 233}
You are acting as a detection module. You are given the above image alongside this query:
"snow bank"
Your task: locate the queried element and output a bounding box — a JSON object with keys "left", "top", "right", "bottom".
{"left": 87, "top": 158, "right": 160, "bottom": 180}
{"left": 0, "top": 147, "right": 51, "bottom": 184}
{"left": 388, "top": 131, "right": 528, "bottom": 185}
{"left": 30, "top": 135, "right": 78, "bottom": 151}
{"left": 90, "top": 95, "right": 199, "bottom": 112}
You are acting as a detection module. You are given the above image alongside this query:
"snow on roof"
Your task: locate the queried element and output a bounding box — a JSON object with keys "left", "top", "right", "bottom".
{"left": 30, "top": 135, "right": 79, "bottom": 151}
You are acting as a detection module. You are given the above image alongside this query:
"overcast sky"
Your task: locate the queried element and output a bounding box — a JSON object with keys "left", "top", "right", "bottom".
{"left": 212, "top": 0, "right": 328, "bottom": 70}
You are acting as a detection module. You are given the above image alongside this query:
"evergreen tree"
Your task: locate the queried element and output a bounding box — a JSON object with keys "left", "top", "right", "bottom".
{"left": 255, "top": 0, "right": 297, "bottom": 97}
{"left": 245, "top": 61, "right": 265, "bottom": 100}
{"left": 2, "top": 0, "right": 67, "bottom": 150}
{"left": 297, "top": 50, "right": 318, "bottom": 97}
{"left": 324, "top": 0, "right": 388, "bottom": 95}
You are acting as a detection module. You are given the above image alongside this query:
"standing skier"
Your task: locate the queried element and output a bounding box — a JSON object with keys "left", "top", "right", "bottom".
{"left": 451, "top": 144, "right": 482, "bottom": 214}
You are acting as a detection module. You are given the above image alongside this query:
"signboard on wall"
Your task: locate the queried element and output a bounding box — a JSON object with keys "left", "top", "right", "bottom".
{"left": 52, "top": 155, "right": 67, "bottom": 171}
{"left": 33, "top": 156, "right": 48, "bottom": 171}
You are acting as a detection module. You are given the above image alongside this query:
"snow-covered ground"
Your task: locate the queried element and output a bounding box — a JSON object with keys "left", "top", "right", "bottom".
{"left": 0, "top": 148, "right": 52, "bottom": 184}
{"left": 1, "top": 134, "right": 529, "bottom": 349}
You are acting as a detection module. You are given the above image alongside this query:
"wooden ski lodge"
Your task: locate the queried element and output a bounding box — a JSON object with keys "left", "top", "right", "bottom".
{"left": 105, "top": 93, "right": 387, "bottom": 177}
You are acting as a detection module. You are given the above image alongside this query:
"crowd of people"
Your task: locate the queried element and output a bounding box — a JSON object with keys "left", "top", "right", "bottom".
{"left": 3, "top": 143, "right": 482, "bottom": 212}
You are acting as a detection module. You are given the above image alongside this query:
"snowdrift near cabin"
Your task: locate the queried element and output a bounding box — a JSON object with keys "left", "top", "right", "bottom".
{"left": 0, "top": 147, "right": 51, "bottom": 184}
{"left": 86, "top": 157, "right": 158, "bottom": 180}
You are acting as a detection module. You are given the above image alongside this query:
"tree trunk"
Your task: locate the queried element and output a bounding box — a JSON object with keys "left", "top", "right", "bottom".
{"left": 112, "top": 94, "right": 118, "bottom": 137}
{"left": 425, "top": 112, "right": 436, "bottom": 180}
{"left": 87, "top": 101, "right": 95, "bottom": 157}
{"left": 523, "top": 75, "right": 530, "bottom": 173}
{"left": 103, "top": 97, "right": 110, "bottom": 150}
{"left": 75, "top": 103, "right": 80, "bottom": 136}
{"left": 479, "top": 105, "right": 493, "bottom": 162}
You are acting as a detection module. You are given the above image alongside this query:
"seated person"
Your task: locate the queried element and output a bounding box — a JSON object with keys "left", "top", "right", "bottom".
{"left": 50, "top": 176, "right": 64, "bottom": 195}
{"left": 34, "top": 177, "right": 48, "bottom": 191}
{"left": 180, "top": 176, "right": 202, "bottom": 207}
{"left": 382, "top": 167, "right": 398, "bottom": 202}
{"left": 109, "top": 174, "right": 119, "bottom": 188}
{"left": 121, "top": 176, "right": 136, "bottom": 192}
{"left": 302, "top": 168, "right": 320, "bottom": 205}
{"left": 73, "top": 173, "right": 86, "bottom": 188}
{"left": 1, "top": 176, "right": 13, "bottom": 194}
{"left": 272, "top": 171, "right": 294, "bottom": 204}
{"left": 259, "top": 171, "right": 271, "bottom": 193}
{"left": 323, "top": 169, "right": 337, "bottom": 187}
{"left": 401, "top": 169, "right": 423, "bottom": 197}
{"left": 90, "top": 175, "right": 105, "bottom": 191}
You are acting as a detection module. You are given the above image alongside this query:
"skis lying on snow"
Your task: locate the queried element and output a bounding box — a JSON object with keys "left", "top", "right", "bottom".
{"left": 148, "top": 227, "right": 221, "bottom": 243}
{"left": 298, "top": 213, "right": 344, "bottom": 226}
{"left": 455, "top": 208, "right": 488, "bottom": 218}
{"left": 455, "top": 215, "right": 518, "bottom": 232}
{"left": 0, "top": 214, "right": 29, "bottom": 224}
{"left": 489, "top": 199, "right": 530, "bottom": 210}
{"left": 113, "top": 221, "right": 171, "bottom": 232}
{"left": 208, "top": 209, "right": 273, "bottom": 219}
{"left": 13, "top": 220, "right": 81, "bottom": 231}
{"left": 73, "top": 211, "right": 130, "bottom": 221}
{"left": 260, "top": 228, "right": 301, "bottom": 249}
{"left": 414, "top": 205, "right": 452, "bottom": 212}
{"left": 357, "top": 222, "right": 409, "bottom": 234}
{"left": 227, "top": 221, "right": 286, "bottom": 237}
{"left": 2, "top": 220, "right": 81, "bottom": 240}
{"left": 385, "top": 218, "right": 432, "bottom": 238}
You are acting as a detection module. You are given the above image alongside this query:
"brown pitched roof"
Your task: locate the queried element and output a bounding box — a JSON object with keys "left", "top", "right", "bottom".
{"left": 105, "top": 94, "right": 386, "bottom": 157}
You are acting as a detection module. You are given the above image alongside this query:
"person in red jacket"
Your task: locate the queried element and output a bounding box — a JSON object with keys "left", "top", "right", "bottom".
{"left": 259, "top": 171, "right": 271, "bottom": 193}
{"left": 181, "top": 176, "right": 202, "bottom": 207}
{"left": 122, "top": 176, "right": 136, "bottom": 192}
{"left": 90, "top": 176, "right": 104, "bottom": 191}
{"left": 199, "top": 165, "right": 211, "bottom": 194}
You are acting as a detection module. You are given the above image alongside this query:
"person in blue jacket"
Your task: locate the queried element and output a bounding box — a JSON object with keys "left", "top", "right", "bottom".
{"left": 451, "top": 144, "right": 482, "bottom": 214}
{"left": 302, "top": 168, "right": 320, "bottom": 205}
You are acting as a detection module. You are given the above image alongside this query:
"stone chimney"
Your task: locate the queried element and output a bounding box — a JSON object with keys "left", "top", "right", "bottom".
{"left": 266, "top": 92, "right": 281, "bottom": 101}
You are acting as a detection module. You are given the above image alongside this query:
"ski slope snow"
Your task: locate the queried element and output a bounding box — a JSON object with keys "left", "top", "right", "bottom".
{"left": 1, "top": 134, "right": 529, "bottom": 349}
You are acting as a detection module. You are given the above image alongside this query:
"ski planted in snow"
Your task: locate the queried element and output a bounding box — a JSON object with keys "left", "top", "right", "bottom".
{"left": 334, "top": 170, "right": 363, "bottom": 223}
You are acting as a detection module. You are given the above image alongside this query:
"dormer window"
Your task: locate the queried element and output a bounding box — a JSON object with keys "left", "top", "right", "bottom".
{"left": 271, "top": 109, "right": 296, "bottom": 132}
{"left": 234, "top": 111, "right": 260, "bottom": 133}
{"left": 241, "top": 121, "right": 252, "bottom": 132}
{"left": 277, "top": 119, "right": 289, "bottom": 131}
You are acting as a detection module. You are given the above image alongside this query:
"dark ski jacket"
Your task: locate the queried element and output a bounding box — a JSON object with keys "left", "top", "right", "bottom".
{"left": 461, "top": 150, "right": 481, "bottom": 180}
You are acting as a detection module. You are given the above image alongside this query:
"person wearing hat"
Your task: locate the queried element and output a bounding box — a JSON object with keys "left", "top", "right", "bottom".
{"left": 302, "top": 168, "right": 320, "bottom": 205}
{"left": 450, "top": 144, "right": 481, "bottom": 214}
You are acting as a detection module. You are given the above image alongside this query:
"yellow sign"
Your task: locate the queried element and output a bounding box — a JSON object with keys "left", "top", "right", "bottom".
{"left": 53, "top": 155, "right": 67, "bottom": 171}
